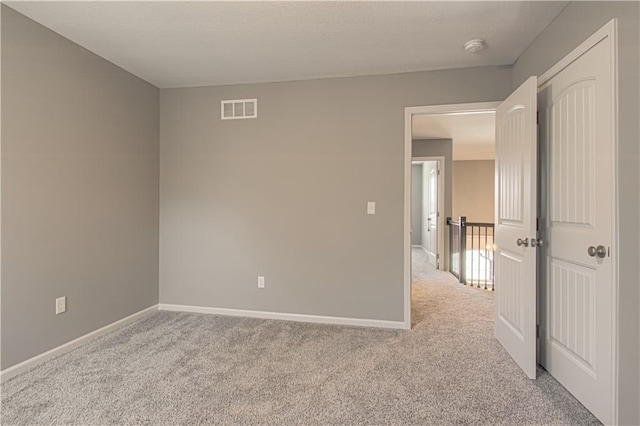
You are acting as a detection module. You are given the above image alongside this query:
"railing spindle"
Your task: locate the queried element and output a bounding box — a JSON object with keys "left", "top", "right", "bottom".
{"left": 484, "top": 226, "right": 488, "bottom": 290}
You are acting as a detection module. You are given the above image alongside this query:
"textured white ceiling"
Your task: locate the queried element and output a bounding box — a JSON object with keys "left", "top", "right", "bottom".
{"left": 6, "top": 1, "right": 568, "bottom": 88}
{"left": 413, "top": 112, "right": 496, "bottom": 161}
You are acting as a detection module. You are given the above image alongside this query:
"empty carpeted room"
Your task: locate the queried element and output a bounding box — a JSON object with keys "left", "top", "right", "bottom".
{"left": 1, "top": 1, "right": 639, "bottom": 425}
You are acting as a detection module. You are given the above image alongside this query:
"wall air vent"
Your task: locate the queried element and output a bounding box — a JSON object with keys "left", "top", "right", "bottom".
{"left": 221, "top": 99, "right": 257, "bottom": 120}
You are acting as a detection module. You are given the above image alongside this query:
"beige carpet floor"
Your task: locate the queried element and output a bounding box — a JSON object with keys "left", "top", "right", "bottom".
{"left": 1, "top": 248, "right": 599, "bottom": 425}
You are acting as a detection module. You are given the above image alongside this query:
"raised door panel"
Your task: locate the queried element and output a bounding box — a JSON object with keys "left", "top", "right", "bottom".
{"left": 497, "top": 108, "right": 525, "bottom": 225}
{"left": 497, "top": 250, "right": 525, "bottom": 339}
{"left": 548, "top": 258, "right": 597, "bottom": 376}
{"left": 549, "top": 80, "right": 596, "bottom": 228}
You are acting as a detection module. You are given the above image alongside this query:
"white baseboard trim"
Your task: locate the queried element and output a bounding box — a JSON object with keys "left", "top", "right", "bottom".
{"left": 411, "top": 244, "right": 428, "bottom": 252}
{"left": 0, "top": 304, "right": 158, "bottom": 382}
{"left": 158, "top": 304, "right": 407, "bottom": 330}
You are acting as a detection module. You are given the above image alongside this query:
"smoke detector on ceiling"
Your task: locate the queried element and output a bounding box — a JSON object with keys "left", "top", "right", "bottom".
{"left": 464, "top": 39, "right": 486, "bottom": 54}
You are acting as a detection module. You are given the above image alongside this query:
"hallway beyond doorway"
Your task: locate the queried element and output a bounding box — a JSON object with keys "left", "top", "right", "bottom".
{"left": 411, "top": 247, "right": 495, "bottom": 327}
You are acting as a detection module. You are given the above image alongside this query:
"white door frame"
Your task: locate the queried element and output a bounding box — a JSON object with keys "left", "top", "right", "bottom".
{"left": 412, "top": 156, "right": 445, "bottom": 270}
{"left": 537, "top": 19, "right": 618, "bottom": 423}
{"left": 403, "top": 101, "right": 500, "bottom": 329}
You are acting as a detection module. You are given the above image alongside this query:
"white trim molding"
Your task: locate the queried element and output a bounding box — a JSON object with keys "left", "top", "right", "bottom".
{"left": 158, "top": 304, "right": 406, "bottom": 330}
{"left": 403, "top": 101, "right": 501, "bottom": 330}
{"left": 0, "top": 304, "right": 158, "bottom": 382}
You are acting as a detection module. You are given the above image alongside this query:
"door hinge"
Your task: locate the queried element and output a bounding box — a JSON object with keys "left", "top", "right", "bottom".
{"left": 436, "top": 254, "right": 440, "bottom": 259}
{"left": 536, "top": 324, "right": 540, "bottom": 338}
{"left": 437, "top": 169, "right": 441, "bottom": 175}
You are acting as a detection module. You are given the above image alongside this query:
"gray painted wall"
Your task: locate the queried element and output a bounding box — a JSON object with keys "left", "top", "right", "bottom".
{"left": 513, "top": 2, "right": 640, "bottom": 423}
{"left": 412, "top": 139, "right": 453, "bottom": 270}
{"left": 1, "top": 6, "right": 160, "bottom": 369}
{"left": 453, "top": 160, "right": 494, "bottom": 224}
{"left": 411, "top": 164, "right": 423, "bottom": 246}
{"left": 160, "top": 70, "right": 511, "bottom": 322}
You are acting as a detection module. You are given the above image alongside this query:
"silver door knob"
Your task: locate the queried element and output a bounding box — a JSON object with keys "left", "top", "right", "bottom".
{"left": 531, "top": 238, "right": 544, "bottom": 247}
{"left": 517, "top": 237, "right": 529, "bottom": 247}
{"left": 587, "top": 245, "right": 607, "bottom": 258}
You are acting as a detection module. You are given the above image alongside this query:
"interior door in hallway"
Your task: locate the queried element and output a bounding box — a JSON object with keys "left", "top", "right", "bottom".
{"left": 494, "top": 76, "right": 538, "bottom": 379}
{"left": 538, "top": 35, "right": 614, "bottom": 424}
{"left": 426, "top": 162, "right": 439, "bottom": 268}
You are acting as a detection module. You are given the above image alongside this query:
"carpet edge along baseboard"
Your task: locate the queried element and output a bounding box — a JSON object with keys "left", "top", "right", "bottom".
{"left": 0, "top": 304, "right": 159, "bottom": 382}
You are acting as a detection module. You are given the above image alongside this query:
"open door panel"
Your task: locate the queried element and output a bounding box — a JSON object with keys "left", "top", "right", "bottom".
{"left": 494, "top": 76, "right": 538, "bottom": 379}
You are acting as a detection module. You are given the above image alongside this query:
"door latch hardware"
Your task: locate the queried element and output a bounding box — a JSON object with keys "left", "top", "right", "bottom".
{"left": 587, "top": 245, "right": 607, "bottom": 258}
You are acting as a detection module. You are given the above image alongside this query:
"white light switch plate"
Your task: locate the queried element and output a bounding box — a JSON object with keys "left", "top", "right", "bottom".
{"left": 367, "top": 201, "right": 376, "bottom": 215}
{"left": 258, "top": 276, "right": 265, "bottom": 288}
{"left": 56, "top": 296, "right": 66, "bottom": 315}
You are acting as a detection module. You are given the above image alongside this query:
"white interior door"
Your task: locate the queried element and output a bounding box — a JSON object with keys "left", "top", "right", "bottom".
{"left": 427, "top": 163, "right": 439, "bottom": 268}
{"left": 538, "top": 36, "right": 614, "bottom": 424}
{"left": 421, "top": 163, "right": 430, "bottom": 258}
{"left": 494, "top": 76, "right": 538, "bottom": 379}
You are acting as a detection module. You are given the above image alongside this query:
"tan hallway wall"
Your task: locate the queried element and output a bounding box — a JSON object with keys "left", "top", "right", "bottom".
{"left": 452, "top": 160, "right": 494, "bottom": 224}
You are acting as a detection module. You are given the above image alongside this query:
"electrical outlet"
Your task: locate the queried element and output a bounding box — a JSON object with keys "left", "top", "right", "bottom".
{"left": 257, "top": 276, "right": 265, "bottom": 289}
{"left": 56, "top": 296, "right": 66, "bottom": 315}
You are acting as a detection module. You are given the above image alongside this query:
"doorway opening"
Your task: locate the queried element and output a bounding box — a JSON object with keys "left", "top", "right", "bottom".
{"left": 404, "top": 102, "right": 500, "bottom": 329}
